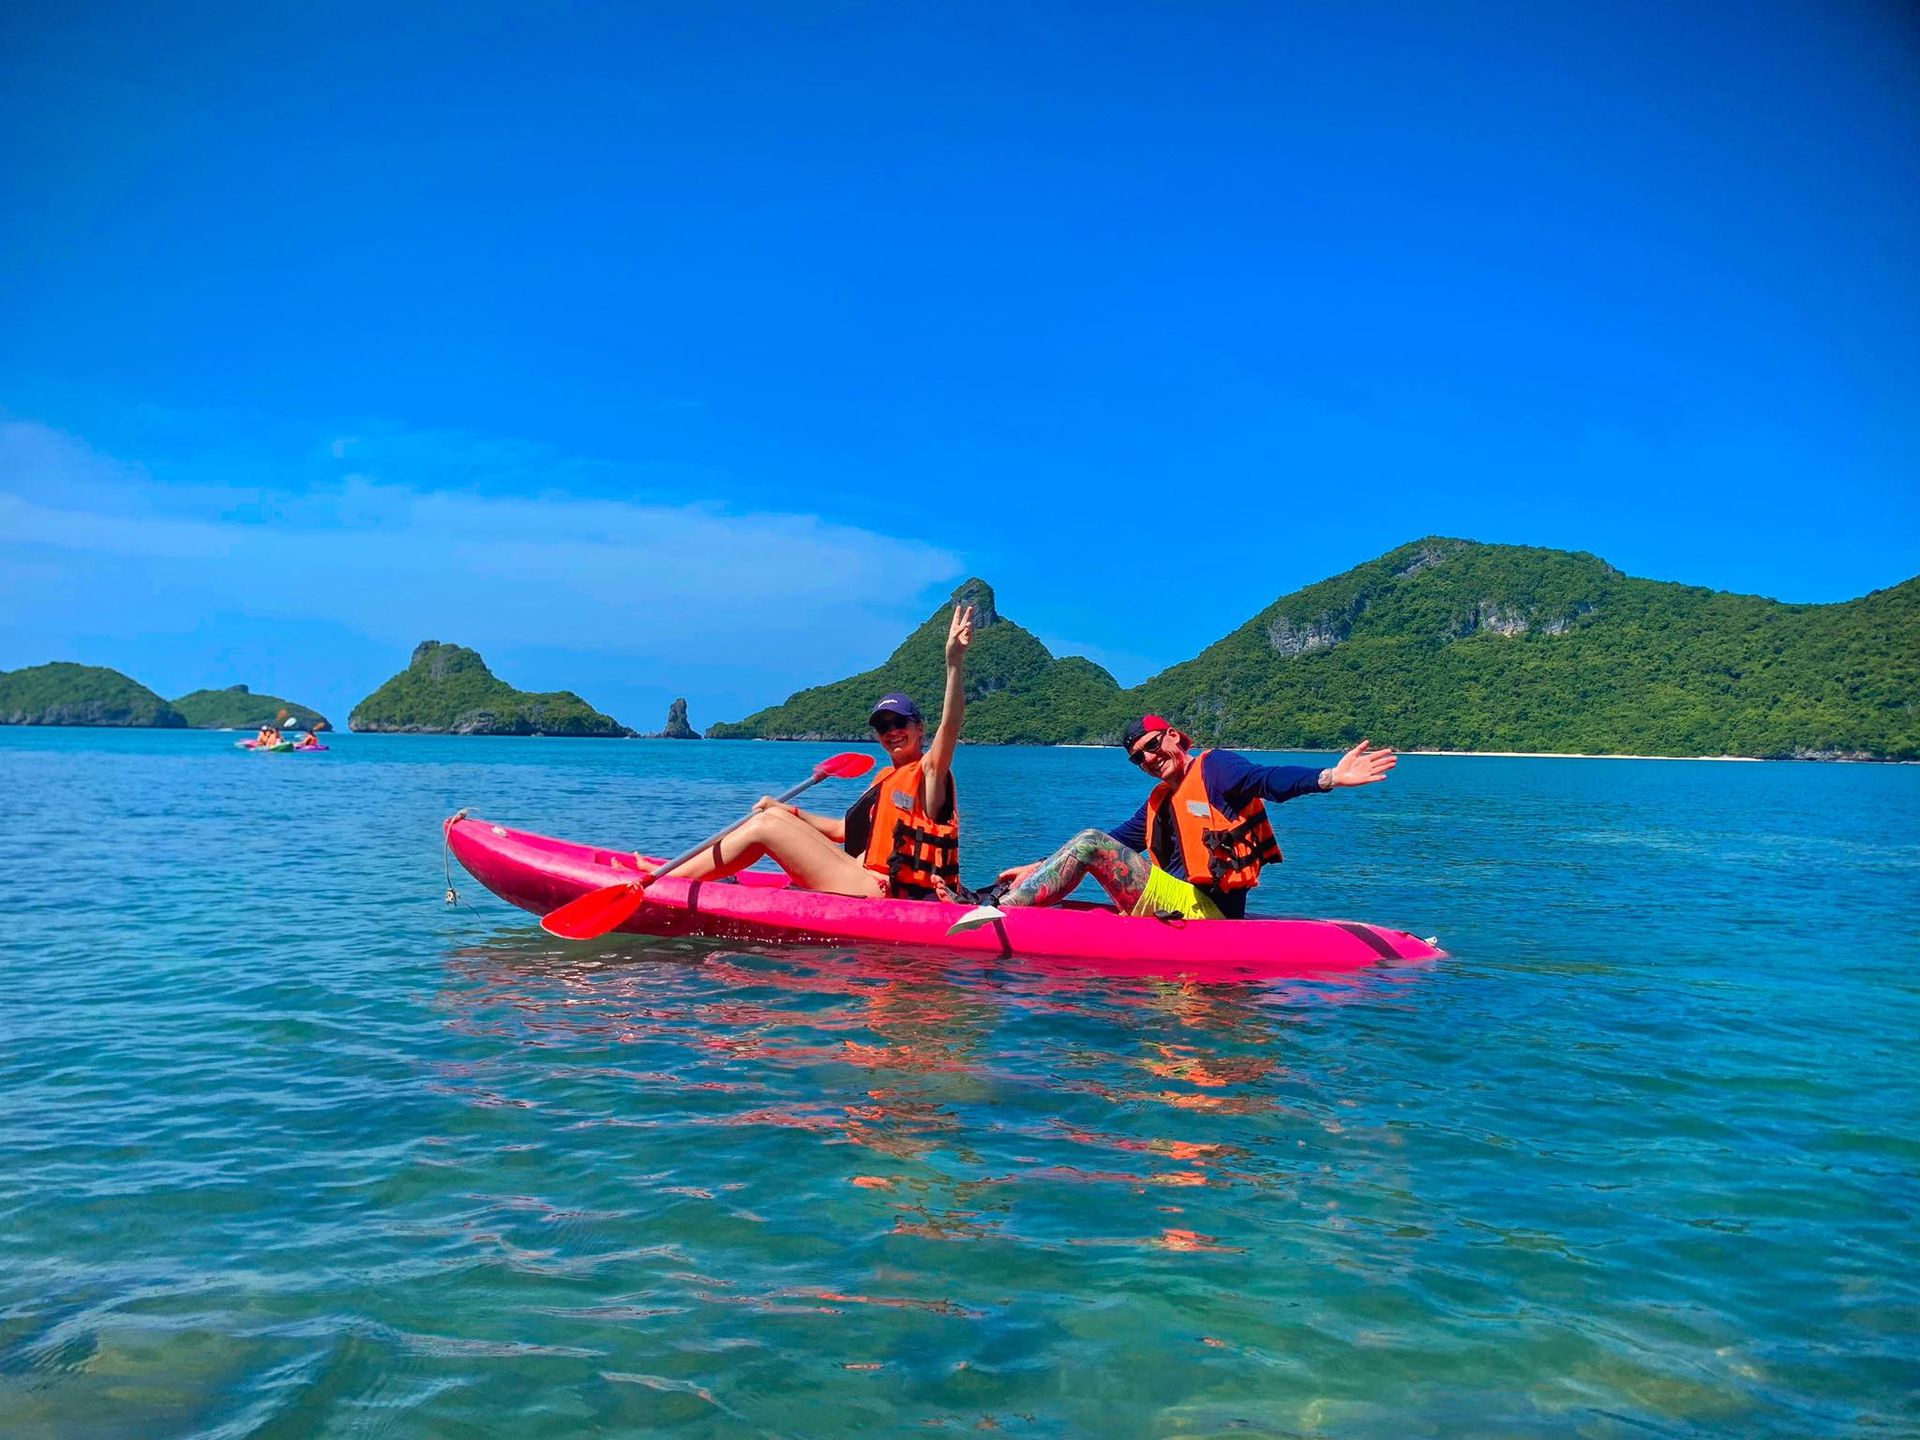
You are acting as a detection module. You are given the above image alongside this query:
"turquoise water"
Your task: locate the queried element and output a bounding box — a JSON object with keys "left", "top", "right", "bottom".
{"left": 1, "top": 729, "right": 1915, "bottom": 1438}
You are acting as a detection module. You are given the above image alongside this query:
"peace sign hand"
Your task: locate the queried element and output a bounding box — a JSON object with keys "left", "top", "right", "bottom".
{"left": 945, "top": 604, "right": 975, "bottom": 665}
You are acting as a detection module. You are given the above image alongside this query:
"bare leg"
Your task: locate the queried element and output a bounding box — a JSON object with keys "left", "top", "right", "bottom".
{"left": 663, "top": 806, "right": 887, "bottom": 898}
{"left": 696, "top": 837, "right": 769, "bottom": 881}
{"left": 1001, "top": 828, "right": 1153, "bottom": 910}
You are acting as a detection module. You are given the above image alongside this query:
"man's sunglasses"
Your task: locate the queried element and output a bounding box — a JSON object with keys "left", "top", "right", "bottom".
{"left": 871, "top": 713, "right": 915, "bottom": 735}
{"left": 1128, "top": 733, "right": 1168, "bottom": 768}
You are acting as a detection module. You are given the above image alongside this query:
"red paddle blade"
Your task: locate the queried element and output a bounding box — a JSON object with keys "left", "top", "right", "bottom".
{"left": 541, "top": 881, "right": 647, "bottom": 940}
{"left": 816, "top": 751, "right": 877, "bottom": 779}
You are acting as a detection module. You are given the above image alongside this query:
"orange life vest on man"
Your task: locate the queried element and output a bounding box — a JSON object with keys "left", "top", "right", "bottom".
{"left": 861, "top": 757, "right": 961, "bottom": 900}
{"left": 1142, "top": 749, "right": 1282, "bottom": 893}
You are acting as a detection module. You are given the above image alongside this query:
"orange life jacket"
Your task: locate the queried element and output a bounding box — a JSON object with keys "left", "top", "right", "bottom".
{"left": 1142, "top": 750, "right": 1282, "bottom": 893}
{"left": 862, "top": 757, "right": 961, "bottom": 900}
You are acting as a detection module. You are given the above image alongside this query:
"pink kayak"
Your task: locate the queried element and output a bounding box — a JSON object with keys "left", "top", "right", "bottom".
{"left": 446, "top": 815, "right": 1443, "bottom": 979}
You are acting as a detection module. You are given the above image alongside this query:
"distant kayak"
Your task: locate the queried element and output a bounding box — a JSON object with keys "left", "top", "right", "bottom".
{"left": 446, "top": 815, "right": 1443, "bottom": 978}
{"left": 235, "top": 740, "right": 328, "bottom": 752}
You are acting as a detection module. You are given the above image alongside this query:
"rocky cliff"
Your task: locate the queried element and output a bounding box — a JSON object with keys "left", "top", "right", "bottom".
{"left": 658, "top": 698, "right": 700, "bottom": 739}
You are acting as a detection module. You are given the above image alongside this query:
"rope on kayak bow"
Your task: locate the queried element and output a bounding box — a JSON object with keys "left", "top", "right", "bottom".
{"left": 443, "top": 809, "right": 469, "bottom": 907}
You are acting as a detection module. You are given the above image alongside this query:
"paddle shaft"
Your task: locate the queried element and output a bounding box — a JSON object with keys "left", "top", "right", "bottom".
{"left": 641, "top": 770, "right": 840, "bottom": 887}
{"left": 538, "top": 750, "right": 877, "bottom": 941}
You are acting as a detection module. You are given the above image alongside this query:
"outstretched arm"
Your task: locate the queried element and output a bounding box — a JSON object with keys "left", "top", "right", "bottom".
{"left": 920, "top": 604, "right": 973, "bottom": 815}
{"left": 1212, "top": 744, "right": 1397, "bottom": 809}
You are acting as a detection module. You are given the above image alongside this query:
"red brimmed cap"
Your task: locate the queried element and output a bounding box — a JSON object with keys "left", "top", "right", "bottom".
{"left": 1120, "top": 713, "right": 1173, "bottom": 749}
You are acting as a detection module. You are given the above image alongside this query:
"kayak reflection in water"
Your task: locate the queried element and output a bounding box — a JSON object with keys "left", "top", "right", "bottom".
{"left": 993, "top": 714, "right": 1396, "bottom": 921}
{"left": 662, "top": 605, "right": 974, "bottom": 899}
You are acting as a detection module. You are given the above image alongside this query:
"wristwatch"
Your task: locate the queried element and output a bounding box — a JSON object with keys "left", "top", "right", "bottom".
{"left": 1318, "top": 767, "right": 1335, "bottom": 791}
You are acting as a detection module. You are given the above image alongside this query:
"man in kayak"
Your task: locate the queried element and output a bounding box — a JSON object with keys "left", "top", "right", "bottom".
{"left": 651, "top": 605, "right": 974, "bottom": 899}
{"left": 990, "top": 715, "right": 1396, "bottom": 920}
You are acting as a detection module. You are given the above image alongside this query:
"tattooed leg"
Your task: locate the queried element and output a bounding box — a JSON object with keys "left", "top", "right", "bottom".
{"left": 1001, "top": 829, "right": 1153, "bottom": 910}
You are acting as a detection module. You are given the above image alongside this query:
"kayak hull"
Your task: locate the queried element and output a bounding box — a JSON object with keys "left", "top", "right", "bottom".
{"left": 446, "top": 815, "right": 1443, "bottom": 977}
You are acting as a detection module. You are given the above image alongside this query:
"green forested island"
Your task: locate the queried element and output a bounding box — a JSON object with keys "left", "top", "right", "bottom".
{"left": 7, "top": 540, "right": 1913, "bottom": 755}
{"left": 0, "top": 663, "right": 186, "bottom": 727}
{"left": 349, "top": 641, "right": 632, "bottom": 736}
{"left": 172, "top": 685, "right": 332, "bottom": 731}
{"left": 710, "top": 540, "right": 1919, "bottom": 760}
{"left": 707, "top": 579, "right": 1121, "bottom": 744}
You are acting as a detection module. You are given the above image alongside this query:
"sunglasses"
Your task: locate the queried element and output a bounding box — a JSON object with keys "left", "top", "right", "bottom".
{"left": 871, "top": 713, "right": 915, "bottom": 735}
{"left": 1128, "top": 733, "right": 1169, "bottom": 768}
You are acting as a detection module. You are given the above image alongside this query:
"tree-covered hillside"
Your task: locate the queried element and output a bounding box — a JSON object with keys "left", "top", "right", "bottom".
{"left": 710, "top": 542, "right": 1919, "bottom": 759}
{"left": 350, "top": 642, "right": 632, "bottom": 736}
{"left": 1137, "top": 539, "right": 1917, "bottom": 759}
{"left": 0, "top": 663, "right": 187, "bottom": 727}
{"left": 707, "top": 579, "right": 1126, "bottom": 742}
{"left": 173, "top": 685, "right": 332, "bottom": 731}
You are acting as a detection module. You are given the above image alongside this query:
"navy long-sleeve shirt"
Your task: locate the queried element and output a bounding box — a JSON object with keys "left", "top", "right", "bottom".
{"left": 1108, "top": 751, "right": 1325, "bottom": 917}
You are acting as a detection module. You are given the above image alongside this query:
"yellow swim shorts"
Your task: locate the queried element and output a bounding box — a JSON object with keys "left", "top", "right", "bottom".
{"left": 1129, "top": 865, "right": 1223, "bottom": 921}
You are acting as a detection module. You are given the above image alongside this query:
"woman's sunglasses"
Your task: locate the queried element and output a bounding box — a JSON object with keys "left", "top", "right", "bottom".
{"left": 871, "top": 714, "right": 915, "bottom": 735}
{"left": 1128, "top": 733, "right": 1168, "bottom": 768}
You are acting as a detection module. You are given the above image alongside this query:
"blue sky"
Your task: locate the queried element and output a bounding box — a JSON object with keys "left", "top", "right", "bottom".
{"left": 3, "top": 0, "right": 1916, "bottom": 728}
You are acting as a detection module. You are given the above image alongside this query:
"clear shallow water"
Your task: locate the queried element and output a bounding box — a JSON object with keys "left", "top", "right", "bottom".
{"left": 1, "top": 730, "right": 1915, "bottom": 1438}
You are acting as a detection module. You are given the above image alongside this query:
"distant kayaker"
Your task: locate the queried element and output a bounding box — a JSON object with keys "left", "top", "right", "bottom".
{"left": 294, "top": 730, "right": 323, "bottom": 750}
{"left": 993, "top": 715, "right": 1396, "bottom": 919}
{"left": 655, "top": 605, "right": 974, "bottom": 899}
{"left": 253, "top": 724, "right": 282, "bottom": 748}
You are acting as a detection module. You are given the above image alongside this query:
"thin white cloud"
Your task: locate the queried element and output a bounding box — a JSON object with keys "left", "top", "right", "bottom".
{"left": 0, "top": 419, "right": 964, "bottom": 665}
{"left": 0, "top": 493, "right": 235, "bottom": 560}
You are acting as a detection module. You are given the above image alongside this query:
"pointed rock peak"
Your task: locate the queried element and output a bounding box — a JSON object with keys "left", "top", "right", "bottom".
{"left": 1390, "top": 537, "right": 1472, "bottom": 579}
{"left": 661, "top": 697, "right": 699, "bottom": 739}
{"left": 947, "top": 577, "right": 999, "bottom": 628}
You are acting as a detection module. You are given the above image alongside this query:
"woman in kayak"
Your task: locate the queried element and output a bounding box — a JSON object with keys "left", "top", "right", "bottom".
{"left": 989, "top": 715, "right": 1396, "bottom": 920}
{"left": 252, "top": 724, "right": 282, "bottom": 748}
{"left": 659, "top": 604, "right": 974, "bottom": 899}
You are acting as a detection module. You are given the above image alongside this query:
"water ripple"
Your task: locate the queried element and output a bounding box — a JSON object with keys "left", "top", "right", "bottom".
{"left": 1, "top": 733, "right": 1915, "bottom": 1437}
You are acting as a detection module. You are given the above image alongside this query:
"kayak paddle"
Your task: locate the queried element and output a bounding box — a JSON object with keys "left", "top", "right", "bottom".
{"left": 946, "top": 904, "right": 1007, "bottom": 937}
{"left": 540, "top": 750, "right": 878, "bottom": 941}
